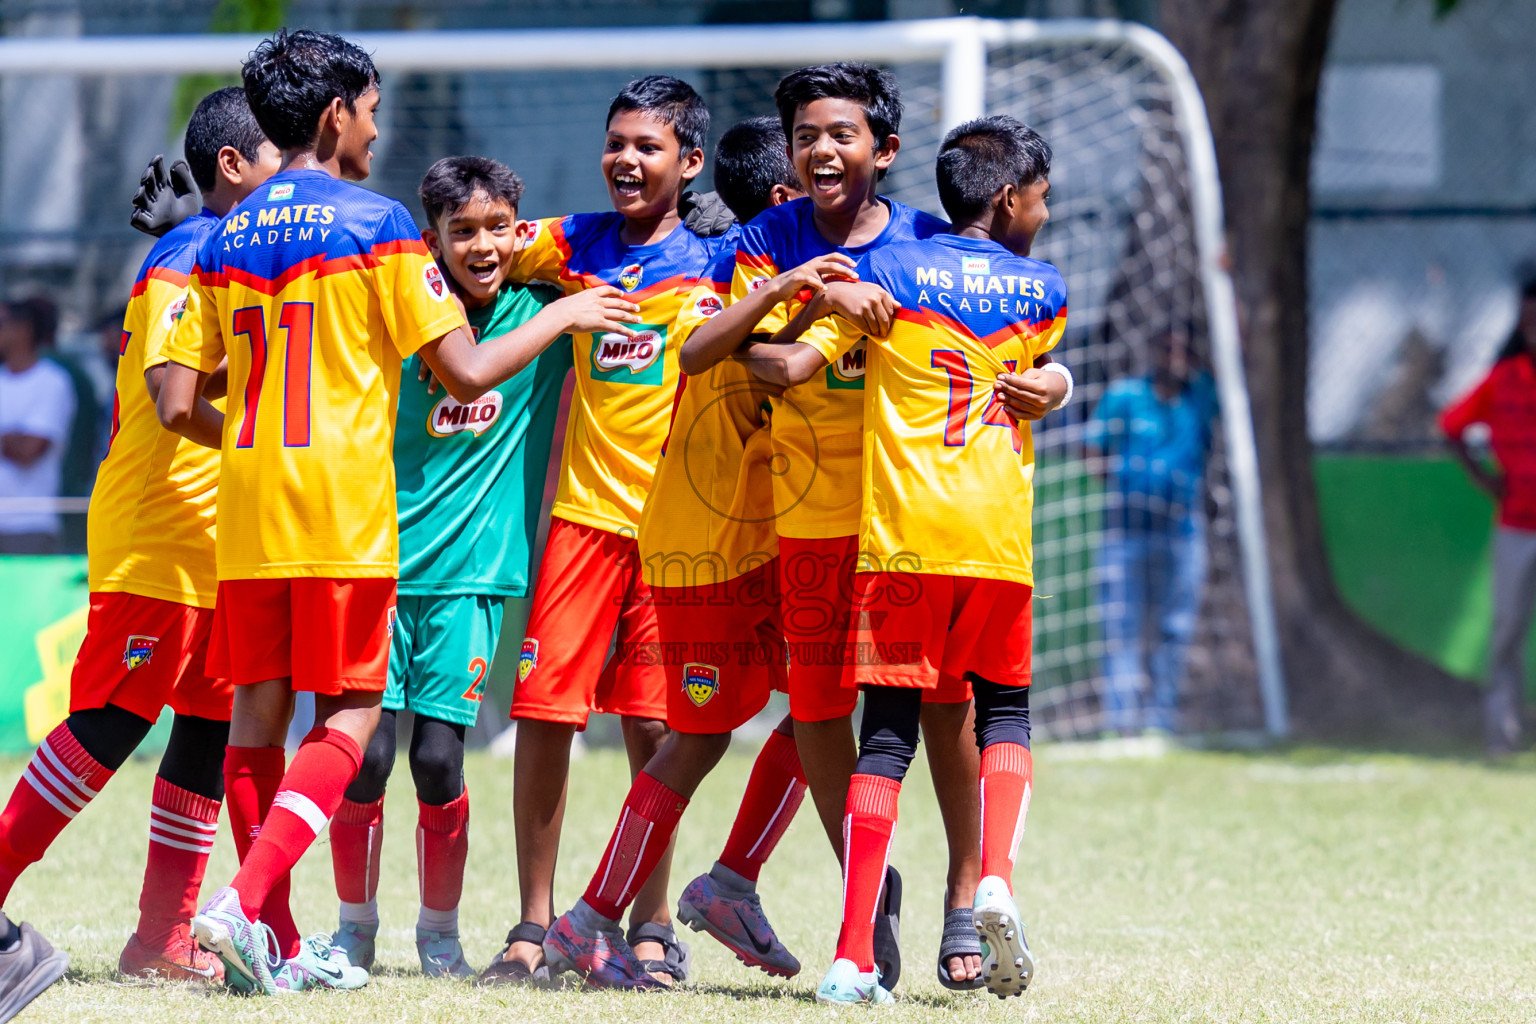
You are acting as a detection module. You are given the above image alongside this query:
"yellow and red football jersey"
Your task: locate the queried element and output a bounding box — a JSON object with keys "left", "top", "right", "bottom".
{"left": 89, "top": 210, "right": 224, "bottom": 607}
{"left": 513, "top": 213, "right": 715, "bottom": 535}
{"left": 165, "top": 170, "right": 465, "bottom": 580}
{"left": 730, "top": 197, "right": 947, "bottom": 539}
{"left": 820, "top": 235, "right": 1068, "bottom": 586}
{"left": 638, "top": 228, "right": 778, "bottom": 587}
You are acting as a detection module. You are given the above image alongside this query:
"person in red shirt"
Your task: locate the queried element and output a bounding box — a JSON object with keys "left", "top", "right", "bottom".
{"left": 1441, "top": 272, "right": 1536, "bottom": 755}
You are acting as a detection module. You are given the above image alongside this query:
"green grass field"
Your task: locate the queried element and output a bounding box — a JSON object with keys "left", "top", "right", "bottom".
{"left": 10, "top": 741, "right": 1536, "bottom": 1022}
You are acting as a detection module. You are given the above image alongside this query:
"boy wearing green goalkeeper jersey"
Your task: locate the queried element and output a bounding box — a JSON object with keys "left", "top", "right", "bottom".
{"left": 325, "top": 156, "right": 642, "bottom": 977}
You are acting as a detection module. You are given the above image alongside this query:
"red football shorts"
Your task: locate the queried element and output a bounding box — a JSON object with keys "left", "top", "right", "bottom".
{"left": 778, "top": 535, "right": 861, "bottom": 722}
{"left": 779, "top": 536, "right": 969, "bottom": 718}
{"left": 511, "top": 517, "right": 668, "bottom": 728}
{"left": 654, "top": 560, "right": 786, "bottom": 735}
{"left": 847, "top": 572, "right": 1033, "bottom": 691}
{"left": 69, "top": 591, "right": 232, "bottom": 722}
{"left": 207, "top": 577, "right": 396, "bottom": 694}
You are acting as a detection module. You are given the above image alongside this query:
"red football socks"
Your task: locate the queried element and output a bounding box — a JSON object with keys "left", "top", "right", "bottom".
{"left": 134, "top": 776, "right": 220, "bottom": 947}
{"left": 979, "top": 742, "right": 1033, "bottom": 889}
{"left": 835, "top": 773, "right": 901, "bottom": 973}
{"left": 330, "top": 796, "right": 385, "bottom": 909}
{"left": 223, "top": 744, "right": 302, "bottom": 957}
{"left": 417, "top": 789, "right": 469, "bottom": 913}
{"left": 232, "top": 728, "right": 363, "bottom": 923}
{"left": 583, "top": 771, "right": 687, "bottom": 921}
{"left": 0, "top": 723, "right": 113, "bottom": 905}
{"left": 718, "top": 730, "right": 806, "bottom": 883}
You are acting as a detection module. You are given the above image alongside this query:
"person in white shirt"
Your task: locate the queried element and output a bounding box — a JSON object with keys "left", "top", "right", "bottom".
{"left": 0, "top": 297, "right": 76, "bottom": 554}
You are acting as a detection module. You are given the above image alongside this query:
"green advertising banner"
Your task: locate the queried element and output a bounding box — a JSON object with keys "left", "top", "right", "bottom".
{"left": 0, "top": 556, "right": 91, "bottom": 753}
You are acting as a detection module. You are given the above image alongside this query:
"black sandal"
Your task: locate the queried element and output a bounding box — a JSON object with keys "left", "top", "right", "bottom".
{"left": 478, "top": 922, "right": 553, "bottom": 986}
{"left": 627, "top": 921, "right": 691, "bottom": 985}
{"left": 872, "top": 864, "right": 902, "bottom": 991}
{"left": 937, "top": 907, "right": 985, "bottom": 990}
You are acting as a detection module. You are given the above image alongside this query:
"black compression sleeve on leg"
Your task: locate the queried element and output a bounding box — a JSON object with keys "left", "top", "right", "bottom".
{"left": 853, "top": 685, "right": 924, "bottom": 782}
{"left": 344, "top": 707, "right": 398, "bottom": 804}
{"left": 970, "top": 674, "right": 1032, "bottom": 750}
{"left": 66, "top": 704, "right": 155, "bottom": 770}
{"left": 409, "top": 715, "right": 467, "bottom": 806}
{"left": 156, "top": 714, "right": 231, "bottom": 800}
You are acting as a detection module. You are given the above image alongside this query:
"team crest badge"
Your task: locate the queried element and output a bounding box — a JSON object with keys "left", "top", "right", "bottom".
{"left": 683, "top": 663, "right": 720, "bottom": 707}
{"left": 518, "top": 639, "right": 540, "bottom": 683}
{"left": 122, "top": 635, "right": 159, "bottom": 670}
{"left": 424, "top": 263, "right": 448, "bottom": 301}
{"left": 619, "top": 263, "right": 644, "bottom": 291}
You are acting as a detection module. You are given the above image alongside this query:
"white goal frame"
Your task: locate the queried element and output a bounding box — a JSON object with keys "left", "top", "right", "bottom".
{"left": 0, "top": 17, "right": 1286, "bottom": 738}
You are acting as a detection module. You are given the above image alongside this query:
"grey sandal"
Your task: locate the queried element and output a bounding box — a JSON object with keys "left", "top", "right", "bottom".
{"left": 937, "top": 906, "right": 985, "bottom": 990}
{"left": 627, "top": 921, "right": 691, "bottom": 984}
{"left": 872, "top": 865, "right": 902, "bottom": 991}
{"left": 478, "top": 922, "right": 553, "bottom": 986}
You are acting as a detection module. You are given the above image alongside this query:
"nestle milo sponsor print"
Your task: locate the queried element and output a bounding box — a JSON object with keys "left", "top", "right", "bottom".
{"left": 825, "top": 336, "right": 867, "bottom": 390}
{"left": 590, "top": 323, "right": 667, "bottom": 386}
{"left": 428, "top": 391, "right": 504, "bottom": 438}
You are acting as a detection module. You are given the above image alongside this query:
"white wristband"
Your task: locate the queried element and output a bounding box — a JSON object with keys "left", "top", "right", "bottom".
{"left": 1041, "top": 361, "right": 1073, "bottom": 410}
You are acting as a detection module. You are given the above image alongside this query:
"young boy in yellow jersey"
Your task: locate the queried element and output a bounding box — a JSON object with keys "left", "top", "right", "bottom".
{"left": 635, "top": 116, "right": 819, "bottom": 980}
{"left": 0, "top": 89, "right": 277, "bottom": 1020}
{"left": 486, "top": 75, "right": 717, "bottom": 985}
{"left": 682, "top": 62, "right": 985, "bottom": 991}
{"left": 799, "top": 116, "right": 1070, "bottom": 1004}
{"left": 158, "top": 30, "right": 637, "bottom": 997}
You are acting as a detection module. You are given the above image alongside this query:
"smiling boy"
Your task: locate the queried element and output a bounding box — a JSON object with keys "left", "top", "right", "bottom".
{"left": 680, "top": 61, "right": 984, "bottom": 991}
{"left": 486, "top": 75, "right": 717, "bottom": 986}
{"left": 326, "top": 156, "right": 639, "bottom": 980}
{"left": 157, "top": 29, "right": 607, "bottom": 996}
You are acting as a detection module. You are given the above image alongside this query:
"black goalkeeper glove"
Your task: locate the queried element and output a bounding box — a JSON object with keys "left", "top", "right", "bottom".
{"left": 130, "top": 155, "right": 202, "bottom": 238}
{"left": 679, "top": 190, "right": 737, "bottom": 239}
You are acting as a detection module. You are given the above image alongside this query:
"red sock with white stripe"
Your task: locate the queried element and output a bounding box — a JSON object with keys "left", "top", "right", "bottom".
{"left": 232, "top": 727, "right": 363, "bottom": 923}
{"left": 330, "top": 797, "right": 385, "bottom": 927}
{"left": 417, "top": 790, "right": 469, "bottom": 927}
{"left": 0, "top": 723, "right": 113, "bottom": 904}
{"left": 134, "top": 776, "right": 220, "bottom": 947}
{"left": 835, "top": 774, "right": 901, "bottom": 973}
{"left": 581, "top": 771, "right": 687, "bottom": 921}
{"left": 718, "top": 730, "right": 806, "bottom": 883}
{"left": 979, "top": 743, "right": 1033, "bottom": 891}
{"left": 222, "top": 745, "right": 301, "bottom": 956}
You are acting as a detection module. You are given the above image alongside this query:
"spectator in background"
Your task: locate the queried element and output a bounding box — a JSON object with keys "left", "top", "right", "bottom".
{"left": 0, "top": 297, "right": 77, "bottom": 554}
{"left": 1441, "top": 272, "right": 1536, "bottom": 756}
{"left": 1087, "top": 325, "right": 1218, "bottom": 736}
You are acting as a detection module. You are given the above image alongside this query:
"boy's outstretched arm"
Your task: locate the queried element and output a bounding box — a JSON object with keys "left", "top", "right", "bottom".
{"left": 680, "top": 252, "right": 857, "bottom": 375}
{"left": 155, "top": 361, "right": 225, "bottom": 449}
{"left": 419, "top": 285, "right": 640, "bottom": 403}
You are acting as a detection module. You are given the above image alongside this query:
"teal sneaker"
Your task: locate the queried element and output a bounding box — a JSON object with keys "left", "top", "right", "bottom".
{"left": 972, "top": 875, "right": 1033, "bottom": 999}
{"left": 191, "top": 886, "right": 280, "bottom": 996}
{"left": 815, "top": 957, "right": 893, "bottom": 1005}
{"left": 416, "top": 928, "right": 474, "bottom": 978}
{"left": 273, "top": 933, "right": 369, "bottom": 993}
{"left": 330, "top": 921, "right": 377, "bottom": 970}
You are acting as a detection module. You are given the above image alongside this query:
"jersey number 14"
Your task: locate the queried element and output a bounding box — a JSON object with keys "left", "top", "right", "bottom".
{"left": 932, "top": 350, "right": 1022, "bottom": 452}
{"left": 233, "top": 302, "right": 314, "bottom": 449}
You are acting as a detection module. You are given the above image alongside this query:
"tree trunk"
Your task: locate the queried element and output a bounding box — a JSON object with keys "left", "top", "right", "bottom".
{"left": 1159, "top": 0, "right": 1482, "bottom": 741}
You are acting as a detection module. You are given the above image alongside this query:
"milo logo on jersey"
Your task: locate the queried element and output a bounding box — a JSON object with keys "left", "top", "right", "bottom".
{"left": 825, "top": 337, "right": 867, "bottom": 391}
{"left": 428, "top": 391, "right": 503, "bottom": 438}
{"left": 590, "top": 324, "right": 667, "bottom": 386}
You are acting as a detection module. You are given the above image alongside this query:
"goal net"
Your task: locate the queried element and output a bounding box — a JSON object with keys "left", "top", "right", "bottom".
{"left": 0, "top": 18, "right": 1281, "bottom": 741}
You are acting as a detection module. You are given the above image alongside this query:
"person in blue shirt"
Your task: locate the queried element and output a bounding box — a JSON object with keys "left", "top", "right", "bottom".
{"left": 1086, "top": 325, "right": 1217, "bottom": 735}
